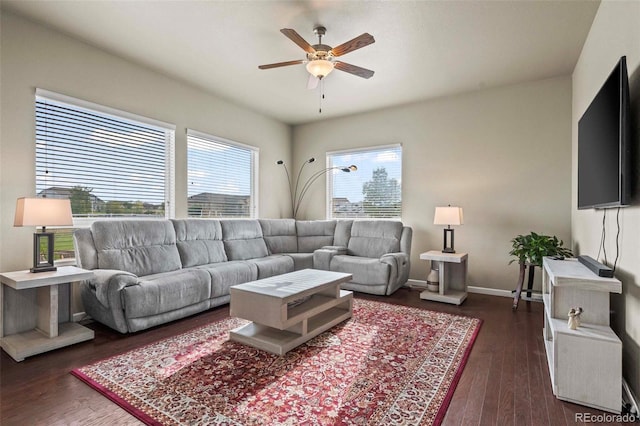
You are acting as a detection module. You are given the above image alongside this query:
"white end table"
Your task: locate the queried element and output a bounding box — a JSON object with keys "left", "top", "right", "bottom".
{"left": 419, "top": 250, "right": 468, "bottom": 305}
{"left": 0, "top": 266, "right": 95, "bottom": 361}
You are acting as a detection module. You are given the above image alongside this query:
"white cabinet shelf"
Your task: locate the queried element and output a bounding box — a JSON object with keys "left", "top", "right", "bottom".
{"left": 542, "top": 257, "right": 621, "bottom": 413}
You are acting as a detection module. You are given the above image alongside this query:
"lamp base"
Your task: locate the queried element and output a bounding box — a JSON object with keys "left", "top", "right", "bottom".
{"left": 32, "top": 231, "right": 56, "bottom": 274}
{"left": 442, "top": 228, "right": 456, "bottom": 253}
{"left": 30, "top": 265, "right": 57, "bottom": 273}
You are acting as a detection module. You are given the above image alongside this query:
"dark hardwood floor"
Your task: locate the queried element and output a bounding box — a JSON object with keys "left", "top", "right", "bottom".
{"left": 0, "top": 288, "right": 626, "bottom": 425}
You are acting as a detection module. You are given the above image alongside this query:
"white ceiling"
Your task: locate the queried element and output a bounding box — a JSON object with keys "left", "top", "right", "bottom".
{"left": 3, "top": 1, "right": 599, "bottom": 125}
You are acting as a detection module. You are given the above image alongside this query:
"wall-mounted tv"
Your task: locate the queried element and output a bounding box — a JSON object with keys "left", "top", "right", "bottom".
{"left": 578, "top": 56, "right": 632, "bottom": 209}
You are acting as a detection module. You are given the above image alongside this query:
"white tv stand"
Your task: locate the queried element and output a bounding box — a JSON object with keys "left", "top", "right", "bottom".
{"left": 542, "top": 257, "right": 622, "bottom": 413}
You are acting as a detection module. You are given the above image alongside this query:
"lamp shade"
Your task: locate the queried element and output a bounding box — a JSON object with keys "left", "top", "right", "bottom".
{"left": 306, "top": 59, "right": 335, "bottom": 78}
{"left": 433, "top": 206, "right": 464, "bottom": 226}
{"left": 14, "top": 197, "right": 73, "bottom": 227}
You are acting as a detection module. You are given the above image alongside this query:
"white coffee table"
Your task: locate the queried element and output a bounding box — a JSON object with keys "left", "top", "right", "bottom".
{"left": 229, "top": 269, "right": 353, "bottom": 355}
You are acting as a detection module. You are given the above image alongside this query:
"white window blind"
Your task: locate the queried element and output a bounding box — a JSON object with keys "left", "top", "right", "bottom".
{"left": 187, "top": 130, "right": 258, "bottom": 218}
{"left": 35, "top": 90, "right": 175, "bottom": 223}
{"left": 327, "top": 144, "right": 402, "bottom": 219}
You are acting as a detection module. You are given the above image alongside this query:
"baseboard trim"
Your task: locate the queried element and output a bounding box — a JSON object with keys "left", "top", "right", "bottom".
{"left": 405, "top": 280, "right": 542, "bottom": 300}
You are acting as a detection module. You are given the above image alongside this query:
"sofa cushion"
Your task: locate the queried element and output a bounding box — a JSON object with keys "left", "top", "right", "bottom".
{"left": 334, "top": 220, "right": 353, "bottom": 247}
{"left": 199, "top": 261, "right": 258, "bottom": 299}
{"left": 330, "top": 255, "right": 390, "bottom": 286}
{"left": 220, "top": 220, "right": 269, "bottom": 260}
{"left": 259, "top": 219, "right": 298, "bottom": 254}
{"left": 296, "top": 220, "right": 336, "bottom": 252}
{"left": 284, "top": 253, "right": 314, "bottom": 271}
{"left": 121, "top": 269, "right": 211, "bottom": 318}
{"left": 172, "top": 219, "right": 227, "bottom": 267}
{"left": 347, "top": 221, "right": 402, "bottom": 258}
{"left": 247, "top": 255, "right": 295, "bottom": 279}
{"left": 91, "top": 220, "right": 182, "bottom": 276}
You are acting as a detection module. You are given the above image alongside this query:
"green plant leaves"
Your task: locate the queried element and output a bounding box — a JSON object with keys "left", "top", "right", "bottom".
{"left": 508, "top": 232, "right": 573, "bottom": 266}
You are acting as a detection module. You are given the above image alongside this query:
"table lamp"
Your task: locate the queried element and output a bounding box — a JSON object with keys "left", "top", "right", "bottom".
{"left": 14, "top": 197, "right": 73, "bottom": 273}
{"left": 434, "top": 206, "right": 464, "bottom": 253}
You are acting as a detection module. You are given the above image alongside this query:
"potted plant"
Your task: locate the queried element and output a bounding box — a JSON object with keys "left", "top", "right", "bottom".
{"left": 509, "top": 232, "right": 572, "bottom": 267}
{"left": 509, "top": 232, "right": 573, "bottom": 310}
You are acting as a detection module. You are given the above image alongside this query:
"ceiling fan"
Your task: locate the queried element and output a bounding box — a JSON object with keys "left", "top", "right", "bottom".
{"left": 258, "top": 26, "right": 375, "bottom": 89}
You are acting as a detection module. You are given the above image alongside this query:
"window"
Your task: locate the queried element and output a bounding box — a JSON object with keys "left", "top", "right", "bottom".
{"left": 327, "top": 144, "right": 402, "bottom": 219}
{"left": 187, "top": 129, "right": 258, "bottom": 218}
{"left": 35, "top": 89, "right": 175, "bottom": 260}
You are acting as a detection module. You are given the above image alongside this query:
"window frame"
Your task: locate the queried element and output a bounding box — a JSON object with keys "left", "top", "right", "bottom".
{"left": 186, "top": 129, "right": 259, "bottom": 219}
{"left": 326, "top": 143, "right": 403, "bottom": 220}
{"left": 34, "top": 89, "right": 176, "bottom": 262}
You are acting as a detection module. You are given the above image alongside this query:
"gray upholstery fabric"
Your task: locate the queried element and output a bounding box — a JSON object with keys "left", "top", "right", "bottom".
{"left": 340, "top": 281, "right": 388, "bottom": 296}
{"left": 247, "top": 255, "right": 295, "bottom": 279}
{"left": 347, "top": 221, "right": 402, "bottom": 258}
{"left": 220, "top": 220, "right": 269, "bottom": 260}
{"left": 76, "top": 218, "right": 413, "bottom": 333}
{"left": 91, "top": 220, "right": 182, "bottom": 276}
{"left": 284, "top": 253, "right": 314, "bottom": 270}
{"left": 333, "top": 220, "right": 353, "bottom": 247}
{"left": 172, "top": 219, "right": 227, "bottom": 267}
{"left": 73, "top": 228, "right": 98, "bottom": 270}
{"left": 259, "top": 219, "right": 298, "bottom": 254}
{"left": 200, "top": 260, "right": 257, "bottom": 298}
{"left": 126, "top": 300, "right": 211, "bottom": 333}
{"left": 296, "top": 220, "right": 336, "bottom": 252}
{"left": 122, "top": 269, "right": 211, "bottom": 318}
{"left": 330, "top": 255, "right": 390, "bottom": 286}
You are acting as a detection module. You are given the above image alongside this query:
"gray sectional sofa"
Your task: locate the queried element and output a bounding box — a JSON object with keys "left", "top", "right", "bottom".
{"left": 74, "top": 218, "right": 412, "bottom": 333}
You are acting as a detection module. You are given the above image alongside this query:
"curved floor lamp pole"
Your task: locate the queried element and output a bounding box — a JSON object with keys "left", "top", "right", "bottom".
{"left": 276, "top": 160, "right": 295, "bottom": 215}
{"left": 278, "top": 160, "right": 357, "bottom": 219}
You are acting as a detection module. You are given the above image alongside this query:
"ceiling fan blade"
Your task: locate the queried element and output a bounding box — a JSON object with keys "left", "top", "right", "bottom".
{"left": 280, "top": 28, "right": 316, "bottom": 54}
{"left": 334, "top": 61, "right": 375, "bottom": 79}
{"left": 307, "top": 74, "right": 319, "bottom": 90}
{"left": 330, "top": 33, "right": 375, "bottom": 57}
{"left": 258, "top": 60, "right": 304, "bottom": 70}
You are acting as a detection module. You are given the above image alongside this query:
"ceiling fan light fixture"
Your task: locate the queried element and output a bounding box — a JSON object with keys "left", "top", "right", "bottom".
{"left": 306, "top": 59, "right": 334, "bottom": 78}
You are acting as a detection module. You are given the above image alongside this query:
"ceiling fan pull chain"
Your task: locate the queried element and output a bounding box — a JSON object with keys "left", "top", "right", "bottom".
{"left": 319, "top": 78, "right": 323, "bottom": 114}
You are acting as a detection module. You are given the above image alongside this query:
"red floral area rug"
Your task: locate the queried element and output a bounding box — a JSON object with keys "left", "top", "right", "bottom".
{"left": 72, "top": 299, "right": 481, "bottom": 425}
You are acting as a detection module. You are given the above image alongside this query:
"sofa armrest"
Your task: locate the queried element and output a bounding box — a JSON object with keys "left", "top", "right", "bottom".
{"left": 313, "top": 247, "right": 345, "bottom": 271}
{"left": 380, "top": 252, "right": 410, "bottom": 288}
{"left": 88, "top": 269, "right": 138, "bottom": 308}
{"left": 320, "top": 245, "right": 347, "bottom": 255}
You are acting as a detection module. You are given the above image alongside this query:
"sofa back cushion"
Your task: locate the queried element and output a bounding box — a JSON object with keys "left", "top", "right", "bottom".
{"left": 172, "top": 219, "right": 227, "bottom": 267}
{"left": 220, "top": 219, "right": 269, "bottom": 260}
{"left": 259, "top": 219, "right": 297, "bottom": 254}
{"left": 91, "top": 220, "right": 182, "bottom": 276}
{"left": 296, "top": 220, "right": 336, "bottom": 252}
{"left": 348, "top": 220, "right": 403, "bottom": 258}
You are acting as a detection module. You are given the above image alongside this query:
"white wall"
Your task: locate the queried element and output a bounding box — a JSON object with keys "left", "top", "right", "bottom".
{"left": 0, "top": 12, "right": 292, "bottom": 272}
{"left": 571, "top": 0, "right": 640, "bottom": 401}
{"left": 293, "top": 76, "right": 573, "bottom": 292}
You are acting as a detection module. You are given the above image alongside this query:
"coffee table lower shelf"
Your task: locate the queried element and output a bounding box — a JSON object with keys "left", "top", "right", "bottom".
{"left": 230, "top": 296, "right": 352, "bottom": 356}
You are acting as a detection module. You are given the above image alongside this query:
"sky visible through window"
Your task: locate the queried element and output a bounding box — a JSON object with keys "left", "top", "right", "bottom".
{"left": 329, "top": 147, "right": 402, "bottom": 203}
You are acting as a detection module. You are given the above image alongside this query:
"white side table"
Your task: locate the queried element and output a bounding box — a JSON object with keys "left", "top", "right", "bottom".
{"left": 419, "top": 250, "right": 468, "bottom": 305}
{"left": 0, "top": 266, "right": 95, "bottom": 361}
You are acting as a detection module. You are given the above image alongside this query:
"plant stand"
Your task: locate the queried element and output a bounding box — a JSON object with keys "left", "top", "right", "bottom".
{"left": 512, "top": 262, "right": 536, "bottom": 310}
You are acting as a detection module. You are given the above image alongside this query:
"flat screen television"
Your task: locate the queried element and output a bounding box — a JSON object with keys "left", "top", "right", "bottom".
{"left": 578, "top": 56, "right": 632, "bottom": 209}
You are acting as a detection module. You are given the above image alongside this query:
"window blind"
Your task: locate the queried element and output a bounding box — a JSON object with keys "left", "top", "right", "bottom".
{"left": 35, "top": 91, "right": 175, "bottom": 221}
{"left": 327, "top": 144, "right": 402, "bottom": 219}
{"left": 187, "top": 130, "right": 258, "bottom": 218}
